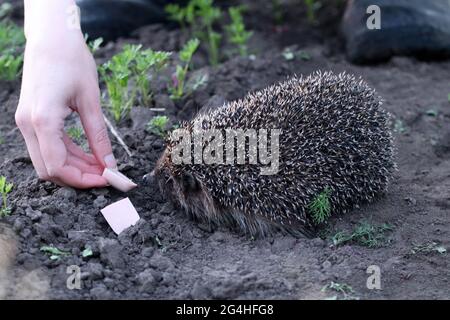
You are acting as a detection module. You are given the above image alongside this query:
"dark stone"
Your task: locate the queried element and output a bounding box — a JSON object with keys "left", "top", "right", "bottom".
{"left": 342, "top": 0, "right": 450, "bottom": 63}
{"left": 93, "top": 195, "right": 108, "bottom": 209}
{"left": 98, "top": 238, "right": 125, "bottom": 269}
{"left": 148, "top": 252, "right": 174, "bottom": 271}
{"left": 137, "top": 269, "right": 157, "bottom": 292}
{"left": 190, "top": 281, "right": 212, "bottom": 299}
{"left": 89, "top": 284, "right": 112, "bottom": 299}
{"left": 54, "top": 187, "right": 77, "bottom": 202}
{"left": 433, "top": 131, "right": 450, "bottom": 158}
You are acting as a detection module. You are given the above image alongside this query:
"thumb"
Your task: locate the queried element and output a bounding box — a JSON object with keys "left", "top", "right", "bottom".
{"left": 78, "top": 90, "right": 117, "bottom": 169}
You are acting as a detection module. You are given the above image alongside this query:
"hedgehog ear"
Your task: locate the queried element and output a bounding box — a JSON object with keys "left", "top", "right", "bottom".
{"left": 180, "top": 172, "right": 200, "bottom": 193}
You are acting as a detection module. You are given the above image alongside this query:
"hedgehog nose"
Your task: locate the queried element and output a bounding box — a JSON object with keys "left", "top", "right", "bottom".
{"left": 142, "top": 172, "right": 155, "bottom": 185}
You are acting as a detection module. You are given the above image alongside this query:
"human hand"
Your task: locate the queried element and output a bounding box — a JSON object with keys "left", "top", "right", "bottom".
{"left": 16, "top": 0, "right": 117, "bottom": 189}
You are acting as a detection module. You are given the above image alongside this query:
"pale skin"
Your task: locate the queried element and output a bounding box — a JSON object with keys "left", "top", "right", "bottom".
{"left": 16, "top": 0, "right": 117, "bottom": 189}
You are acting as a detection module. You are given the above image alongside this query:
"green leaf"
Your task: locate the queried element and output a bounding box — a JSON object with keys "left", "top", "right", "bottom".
{"left": 5, "top": 183, "right": 13, "bottom": 194}
{"left": 309, "top": 187, "right": 332, "bottom": 224}
{"left": 282, "top": 49, "right": 295, "bottom": 61}
{"left": 425, "top": 109, "right": 438, "bottom": 117}
{"left": 180, "top": 38, "right": 200, "bottom": 63}
{"left": 147, "top": 116, "right": 170, "bottom": 137}
{"left": 435, "top": 246, "right": 446, "bottom": 254}
{"left": 40, "top": 245, "right": 70, "bottom": 258}
{"left": 82, "top": 247, "right": 93, "bottom": 258}
{"left": 298, "top": 50, "right": 311, "bottom": 61}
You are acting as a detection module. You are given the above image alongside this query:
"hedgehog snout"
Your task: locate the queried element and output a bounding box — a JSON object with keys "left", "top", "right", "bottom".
{"left": 142, "top": 170, "right": 155, "bottom": 185}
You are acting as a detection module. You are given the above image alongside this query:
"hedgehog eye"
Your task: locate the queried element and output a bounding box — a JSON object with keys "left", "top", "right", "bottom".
{"left": 180, "top": 173, "right": 200, "bottom": 193}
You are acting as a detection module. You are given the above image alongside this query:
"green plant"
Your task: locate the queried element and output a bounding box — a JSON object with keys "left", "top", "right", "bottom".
{"left": 304, "top": 0, "right": 317, "bottom": 23}
{"left": 0, "top": 20, "right": 25, "bottom": 55}
{"left": 0, "top": 21, "right": 24, "bottom": 81}
{"left": 100, "top": 45, "right": 139, "bottom": 122}
{"left": 67, "top": 126, "right": 84, "bottom": 143}
{"left": 165, "top": 4, "right": 188, "bottom": 32}
{"left": 100, "top": 45, "right": 171, "bottom": 122}
{"left": 82, "top": 246, "right": 93, "bottom": 258}
{"left": 425, "top": 109, "right": 438, "bottom": 117}
{"left": 309, "top": 187, "right": 331, "bottom": 224}
{"left": 322, "top": 281, "right": 358, "bottom": 300}
{"left": 225, "top": 7, "right": 253, "bottom": 57}
{"left": 166, "top": 0, "right": 222, "bottom": 66}
{"left": 298, "top": 50, "right": 311, "bottom": 61}
{"left": 169, "top": 38, "right": 200, "bottom": 100}
{"left": 85, "top": 35, "right": 103, "bottom": 54}
{"left": 40, "top": 245, "right": 70, "bottom": 261}
{"left": 0, "top": 54, "right": 23, "bottom": 81}
{"left": 282, "top": 48, "right": 311, "bottom": 61}
{"left": 394, "top": 119, "right": 407, "bottom": 134}
{"left": 147, "top": 116, "right": 170, "bottom": 137}
{"left": 134, "top": 49, "right": 171, "bottom": 106}
{"left": 332, "top": 222, "right": 393, "bottom": 248}
{"left": 0, "top": 176, "right": 13, "bottom": 217}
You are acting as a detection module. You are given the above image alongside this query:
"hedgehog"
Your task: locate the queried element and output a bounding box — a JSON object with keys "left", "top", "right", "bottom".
{"left": 146, "top": 71, "right": 395, "bottom": 237}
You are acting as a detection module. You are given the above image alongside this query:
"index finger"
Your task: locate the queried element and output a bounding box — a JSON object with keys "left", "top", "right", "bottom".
{"left": 33, "top": 113, "right": 107, "bottom": 189}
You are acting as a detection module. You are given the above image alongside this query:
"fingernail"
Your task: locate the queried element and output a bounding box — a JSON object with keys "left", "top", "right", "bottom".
{"left": 104, "top": 154, "right": 117, "bottom": 169}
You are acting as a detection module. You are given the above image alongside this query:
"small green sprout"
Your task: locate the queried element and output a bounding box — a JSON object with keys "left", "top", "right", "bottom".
{"left": 186, "top": 70, "right": 209, "bottom": 93}
{"left": 304, "top": 0, "right": 317, "bottom": 23}
{"left": 82, "top": 246, "right": 93, "bottom": 258}
{"left": 67, "top": 126, "right": 84, "bottom": 143}
{"left": 309, "top": 187, "right": 331, "bottom": 225}
{"left": 40, "top": 245, "right": 70, "bottom": 261}
{"left": 99, "top": 45, "right": 138, "bottom": 122}
{"left": 225, "top": 7, "right": 253, "bottom": 57}
{"left": 322, "top": 281, "right": 358, "bottom": 300}
{"left": 85, "top": 35, "right": 103, "bottom": 54}
{"left": 282, "top": 48, "right": 311, "bottom": 61}
{"left": 169, "top": 38, "right": 200, "bottom": 100}
{"left": 332, "top": 222, "right": 393, "bottom": 248}
{"left": 0, "top": 54, "right": 23, "bottom": 81}
{"left": 134, "top": 49, "right": 171, "bottom": 106}
{"left": 425, "top": 109, "right": 438, "bottom": 117}
{"left": 193, "top": 0, "right": 222, "bottom": 66}
{"left": 165, "top": 4, "right": 188, "bottom": 32}
{"left": 282, "top": 48, "right": 295, "bottom": 61}
{"left": 394, "top": 119, "right": 407, "bottom": 134}
{"left": 0, "top": 21, "right": 25, "bottom": 81}
{"left": 447, "top": 93, "right": 450, "bottom": 102}
{"left": 166, "top": 0, "right": 221, "bottom": 66}
{"left": 147, "top": 116, "right": 170, "bottom": 137}
{"left": 0, "top": 176, "right": 13, "bottom": 217}
{"left": 0, "top": 20, "right": 25, "bottom": 54}
{"left": 100, "top": 44, "right": 171, "bottom": 121}
{"left": 298, "top": 50, "right": 311, "bottom": 61}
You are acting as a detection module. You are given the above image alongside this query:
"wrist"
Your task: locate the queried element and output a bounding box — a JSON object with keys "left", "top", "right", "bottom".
{"left": 24, "top": 0, "right": 82, "bottom": 43}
